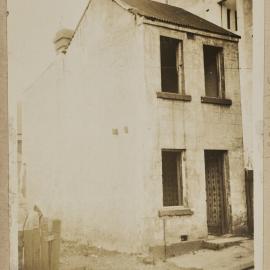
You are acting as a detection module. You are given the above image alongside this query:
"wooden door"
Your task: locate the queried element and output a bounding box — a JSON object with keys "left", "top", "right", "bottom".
{"left": 204, "top": 151, "right": 227, "bottom": 235}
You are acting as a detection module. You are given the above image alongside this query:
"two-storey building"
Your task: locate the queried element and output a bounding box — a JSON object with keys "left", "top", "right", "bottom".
{"left": 21, "top": 0, "right": 248, "bottom": 254}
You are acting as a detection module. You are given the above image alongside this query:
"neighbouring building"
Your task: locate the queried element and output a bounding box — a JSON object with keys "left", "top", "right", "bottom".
{"left": 0, "top": 0, "right": 9, "bottom": 268}
{"left": 21, "top": 0, "right": 248, "bottom": 255}
{"left": 264, "top": 0, "right": 270, "bottom": 266}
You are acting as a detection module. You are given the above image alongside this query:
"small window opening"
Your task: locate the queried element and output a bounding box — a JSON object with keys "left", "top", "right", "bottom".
{"left": 235, "top": 11, "right": 238, "bottom": 31}
{"left": 160, "top": 36, "right": 184, "bottom": 93}
{"left": 162, "top": 150, "right": 183, "bottom": 207}
{"left": 187, "top": 32, "right": 195, "bottom": 40}
{"left": 203, "top": 45, "right": 225, "bottom": 98}
{"left": 227, "top": 9, "right": 231, "bottom": 29}
{"left": 180, "top": 235, "right": 188, "bottom": 241}
{"left": 18, "top": 140, "right": 22, "bottom": 154}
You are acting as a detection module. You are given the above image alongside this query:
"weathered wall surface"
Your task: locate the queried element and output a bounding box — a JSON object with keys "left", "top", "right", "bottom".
{"left": 22, "top": 0, "right": 247, "bottom": 254}
{"left": 264, "top": 0, "right": 270, "bottom": 265}
{"left": 0, "top": 0, "right": 10, "bottom": 269}
{"left": 153, "top": 0, "right": 253, "bottom": 168}
{"left": 23, "top": 0, "right": 147, "bottom": 253}
{"left": 142, "top": 24, "right": 246, "bottom": 248}
{"left": 237, "top": 0, "right": 253, "bottom": 168}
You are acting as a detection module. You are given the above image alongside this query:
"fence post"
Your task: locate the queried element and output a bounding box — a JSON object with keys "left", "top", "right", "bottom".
{"left": 32, "top": 228, "right": 41, "bottom": 269}
{"left": 50, "top": 219, "right": 61, "bottom": 270}
{"left": 245, "top": 169, "right": 254, "bottom": 235}
{"left": 18, "top": 231, "right": 24, "bottom": 270}
{"left": 41, "top": 218, "right": 49, "bottom": 270}
{"left": 23, "top": 230, "right": 33, "bottom": 270}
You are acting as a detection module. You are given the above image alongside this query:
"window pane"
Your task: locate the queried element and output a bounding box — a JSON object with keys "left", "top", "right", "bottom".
{"left": 203, "top": 45, "right": 221, "bottom": 97}
{"left": 162, "top": 151, "right": 182, "bottom": 206}
{"left": 235, "top": 11, "right": 238, "bottom": 31}
{"left": 160, "top": 36, "right": 179, "bottom": 93}
{"left": 227, "top": 9, "right": 231, "bottom": 29}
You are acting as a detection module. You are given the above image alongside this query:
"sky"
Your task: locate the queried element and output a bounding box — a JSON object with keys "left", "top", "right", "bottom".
{"left": 8, "top": 0, "right": 89, "bottom": 97}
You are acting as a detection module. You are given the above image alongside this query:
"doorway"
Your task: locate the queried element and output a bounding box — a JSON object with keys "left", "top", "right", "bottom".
{"left": 204, "top": 150, "right": 229, "bottom": 235}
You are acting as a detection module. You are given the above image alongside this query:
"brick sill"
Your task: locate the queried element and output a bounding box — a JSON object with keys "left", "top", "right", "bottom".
{"left": 158, "top": 207, "right": 194, "bottom": 217}
{"left": 201, "top": 96, "right": 232, "bottom": 106}
{"left": 157, "top": 92, "right": 192, "bottom": 102}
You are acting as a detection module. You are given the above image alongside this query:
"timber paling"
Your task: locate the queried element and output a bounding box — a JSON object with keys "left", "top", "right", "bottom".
{"left": 19, "top": 217, "right": 61, "bottom": 270}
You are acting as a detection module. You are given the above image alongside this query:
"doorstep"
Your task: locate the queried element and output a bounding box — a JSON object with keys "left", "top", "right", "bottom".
{"left": 150, "top": 240, "right": 204, "bottom": 259}
{"left": 168, "top": 239, "right": 254, "bottom": 270}
{"left": 202, "top": 236, "right": 250, "bottom": 250}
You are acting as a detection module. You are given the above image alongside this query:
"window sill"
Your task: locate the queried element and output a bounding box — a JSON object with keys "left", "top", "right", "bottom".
{"left": 158, "top": 206, "right": 194, "bottom": 217}
{"left": 201, "top": 96, "right": 232, "bottom": 106}
{"left": 157, "top": 92, "right": 192, "bottom": 102}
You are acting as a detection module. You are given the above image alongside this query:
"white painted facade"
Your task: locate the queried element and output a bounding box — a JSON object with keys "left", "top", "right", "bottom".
{"left": 154, "top": 0, "right": 253, "bottom": 169}
{"left": 21, "top": 0, "right": 248, "bottom": 254}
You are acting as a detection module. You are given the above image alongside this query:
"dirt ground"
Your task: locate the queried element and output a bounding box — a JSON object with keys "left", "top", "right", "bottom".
{"left": 60, "top": 240, "right": 180, "bottom": 270}
{"left": 169, "top": 239, "right": 254, "bottom": 270}
{"left": 60, "top": 239, "right": 254, "bottom": 270}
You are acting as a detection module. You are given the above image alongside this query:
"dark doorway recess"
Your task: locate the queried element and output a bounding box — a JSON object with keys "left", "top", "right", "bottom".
{"left": 204, "top": 150, "right": 230, "bottom": 235}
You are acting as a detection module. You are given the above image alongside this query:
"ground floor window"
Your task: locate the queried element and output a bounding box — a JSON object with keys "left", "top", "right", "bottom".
{"left": 162, "top": 150, "right": 183, "bottom": 207}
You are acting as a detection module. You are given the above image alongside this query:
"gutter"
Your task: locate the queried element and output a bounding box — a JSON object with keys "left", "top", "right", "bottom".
{"left": 142, "top": 18, "right": 240, "bottom": 42}
{"left": 113, "top": 0, "right": 240, "bottom": 40}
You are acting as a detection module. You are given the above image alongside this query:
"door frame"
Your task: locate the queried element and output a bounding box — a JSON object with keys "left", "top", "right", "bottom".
{"left": 204, "top": 150, "right": 232, "bottom": 235}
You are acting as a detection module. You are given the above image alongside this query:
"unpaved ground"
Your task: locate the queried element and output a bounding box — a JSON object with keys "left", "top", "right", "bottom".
{"left": 60, "top": 240, "right": 254, "bottom": 270}
{"left": 60, "top": 240, "right": 180, "bottom": 270}
{"left": 169, "top": 240, "right": 254, "bottom": 270}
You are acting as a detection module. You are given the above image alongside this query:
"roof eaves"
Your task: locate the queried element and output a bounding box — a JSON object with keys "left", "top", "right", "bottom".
{"left": 142, "top": 14, "right": 240, "bottom": 39}
{"left": 142, "top": 17, "right": 240, "bottom": 42}
{"left": 114, "top": 0, "right": 240, "bottom": 39}
{"left": 113, "top": 0, "right": 134, "bottom": 11}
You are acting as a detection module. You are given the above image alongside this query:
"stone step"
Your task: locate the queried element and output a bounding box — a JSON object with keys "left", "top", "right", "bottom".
{"left": 202, "top": 236, "right": 249, "bottom": 250}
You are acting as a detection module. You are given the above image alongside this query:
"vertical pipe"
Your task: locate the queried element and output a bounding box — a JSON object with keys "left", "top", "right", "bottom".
{"left": 0, "top": 0, "right": 10, "bottom": 269}
{"left": 163, "top": 218, "right": 167, "bottom": 261}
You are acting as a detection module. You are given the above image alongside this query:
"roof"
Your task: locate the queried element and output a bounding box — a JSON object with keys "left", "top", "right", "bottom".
{"left": 119, "top": 0, "right": 240, "bottom": 38}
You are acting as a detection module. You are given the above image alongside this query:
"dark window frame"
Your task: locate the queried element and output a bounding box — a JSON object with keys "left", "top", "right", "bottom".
{"left": 160, "top": 36, "right": 185, "bottom": 94}
{"left": 161, "top": 149, "right": 183, "bottom": 207}
{"left": 203, "top": 45, "right": 225, "bottom": 99}
{"left": 235, "top": 10, "right": 238, "bottom": 31}
{"left": 227, "top": 9, "right": 231, "bottom": 29}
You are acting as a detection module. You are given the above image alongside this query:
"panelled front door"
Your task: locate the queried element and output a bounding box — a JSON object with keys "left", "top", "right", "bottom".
{"left": 204, "top": 151, "right": 227, "bottom": 235}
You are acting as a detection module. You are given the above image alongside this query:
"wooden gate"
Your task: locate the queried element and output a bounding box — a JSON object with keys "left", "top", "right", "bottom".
{"left": 19, "top": 218, "right": 61, "bottom": 270}
{"left": 205, "top": 151, "right": 227, "bottom": 235}
{"left": 245, "top": 169, "right": 254, "bottom": 235}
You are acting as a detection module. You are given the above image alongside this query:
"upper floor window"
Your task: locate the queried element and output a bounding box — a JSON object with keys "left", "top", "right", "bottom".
{"left": 160, "top": 36, "right": 184, "bottom": 94}
{"left": 203, "top": 45, "right": 225, "bottom": 98}
{"left": 235, "top": 11, "right": 238, "bottom": 31}
{"left": 227, "top": 9, "right": 231, "bottom": 29}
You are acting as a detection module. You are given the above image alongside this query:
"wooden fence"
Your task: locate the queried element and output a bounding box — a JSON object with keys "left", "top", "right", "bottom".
{"left": 19, "top": 218, "right": 61, "bottom": 270}
{"left": 245, "top": 169, "right": 254, "bottom": 236}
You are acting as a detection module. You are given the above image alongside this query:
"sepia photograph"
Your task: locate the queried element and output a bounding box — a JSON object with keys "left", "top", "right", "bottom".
{"left": 1, "top": 0, "right": 269, "bottom": 269}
